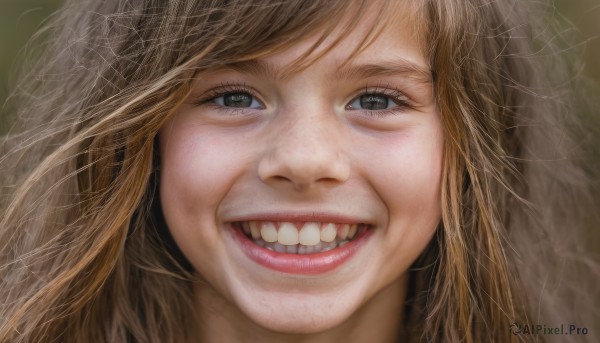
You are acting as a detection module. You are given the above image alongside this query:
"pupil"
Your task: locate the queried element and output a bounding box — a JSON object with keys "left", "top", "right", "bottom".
{"left": 360, "top": 95, "right": 388, "bottom": 110}
{"left": 224, "top": 93, "right": 252, "bottom": 107}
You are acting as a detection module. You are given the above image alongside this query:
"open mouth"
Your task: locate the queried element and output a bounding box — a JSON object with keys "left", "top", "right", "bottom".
{"left": 232, "top": 221, "right": 370, "bottom": 255}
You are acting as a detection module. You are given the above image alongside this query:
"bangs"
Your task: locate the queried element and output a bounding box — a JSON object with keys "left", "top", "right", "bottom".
{"left": 182, "top": 0, "right": 429, "bottom": 76}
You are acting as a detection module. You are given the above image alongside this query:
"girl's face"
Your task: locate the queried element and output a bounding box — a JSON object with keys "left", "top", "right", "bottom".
{"left": 160, "top": 7, "right": 442, "bottom": 335}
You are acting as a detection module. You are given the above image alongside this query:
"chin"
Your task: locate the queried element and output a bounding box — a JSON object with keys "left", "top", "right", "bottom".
{"left": 235, "top": 291, "right": 360, "bottom": 334}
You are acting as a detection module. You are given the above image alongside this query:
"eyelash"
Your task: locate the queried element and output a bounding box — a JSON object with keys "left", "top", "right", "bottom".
{"left": 348, "top": 86, "right": 413, "bottom": 117}
{"left": 193, "top": 82, "right": 264, "bottom": 114}
{"left": 193, "top": 82, "right": 413, "bottom": 116}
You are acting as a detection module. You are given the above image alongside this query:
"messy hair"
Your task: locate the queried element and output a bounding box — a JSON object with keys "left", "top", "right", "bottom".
{"left": 1, "top": 0, "right": 598, "bottom": 342}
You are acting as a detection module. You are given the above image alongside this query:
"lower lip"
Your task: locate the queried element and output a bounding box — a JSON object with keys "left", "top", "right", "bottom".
{"left": 230, "top": 225, "right": 373, "bottom": 275}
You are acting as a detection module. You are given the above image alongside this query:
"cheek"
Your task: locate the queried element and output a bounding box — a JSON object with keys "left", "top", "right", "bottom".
{"left": 158, "top": 122, "right": 248, "bottom": 255}
{"left": 364, "top": 130, "right": 443, "bottom": 213}
{"left": 160, "top": 124, "right": 245, "bottom": 211}
{"left": 396, "top": 135, "right": 442, "bottom": 213}
{"left": 357, "top": 126, "right": 443, "bottom": 259}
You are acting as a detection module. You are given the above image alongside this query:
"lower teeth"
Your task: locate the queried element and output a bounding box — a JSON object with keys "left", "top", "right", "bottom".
{"left": 251, "top": 237, "right": 351, "bottom": 254}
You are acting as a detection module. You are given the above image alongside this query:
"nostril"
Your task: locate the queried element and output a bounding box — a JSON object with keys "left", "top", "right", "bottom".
{"left": 272, "top": 175, "right": 290, "bottom": 182}
{"left": 264, "top": 175, "right": 309, "bottom": 191}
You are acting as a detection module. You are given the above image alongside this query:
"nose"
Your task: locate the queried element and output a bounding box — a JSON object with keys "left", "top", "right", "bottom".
{"left": 258, "top": 115, "right": 350, "bottom": 191}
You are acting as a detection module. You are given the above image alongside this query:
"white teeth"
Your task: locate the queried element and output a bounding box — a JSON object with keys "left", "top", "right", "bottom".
{"left": 320, "top": 223, "right": 337, "bottom": 242}
{"left": 348, "top": 224, "right": 358, "bottom": 239}
{"left": 249, "top": 222, "right": 261, "bottom": 239}
{"left": 260, "top": 222, "right": 278, "bottom": 242}
{"left": 244, "top": 221, "right": 366, "bottom": 253}
{"left": 278, "top": 222, "right": 299, "bottom": 245}
{"left": 299, "top": 222, "right": 321, "bottom": 245}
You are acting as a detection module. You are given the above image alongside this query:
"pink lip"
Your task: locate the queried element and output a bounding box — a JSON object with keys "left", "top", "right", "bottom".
{"left": 229, "top": 223, "right": 373, "bottom": 275}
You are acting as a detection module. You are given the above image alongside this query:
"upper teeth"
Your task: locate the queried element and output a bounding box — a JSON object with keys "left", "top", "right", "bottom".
{"left": 242, "top": 221, "right": 359, "bottom": 246}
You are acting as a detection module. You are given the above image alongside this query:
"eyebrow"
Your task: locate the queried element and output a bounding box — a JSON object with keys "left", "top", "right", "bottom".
{"left": 222, "top": 60, "right": 283, "bottom": 80}
{"left": 219, "top": 59, "right": 434, "bottom": 84}
{"left": 334, "top": 60, "right": 434, "bottom": 84}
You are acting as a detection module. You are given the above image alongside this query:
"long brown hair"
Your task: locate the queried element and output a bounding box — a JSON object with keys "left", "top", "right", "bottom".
{"left": 1, "top": 0, "right": 598, "bottom": 342}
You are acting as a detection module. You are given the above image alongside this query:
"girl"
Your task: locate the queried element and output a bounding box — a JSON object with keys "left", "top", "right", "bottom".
{"left": 1, "top": 0, "right": 598, "bottom": 342}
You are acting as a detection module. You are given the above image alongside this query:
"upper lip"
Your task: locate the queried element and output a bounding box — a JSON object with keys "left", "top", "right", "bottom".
{"left": 225, "top": 212, "right": 372, "bottom": 225}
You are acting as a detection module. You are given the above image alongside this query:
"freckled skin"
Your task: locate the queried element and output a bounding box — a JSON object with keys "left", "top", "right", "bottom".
{"left": 159, "top": 6, "right": 442, "bottom": 343}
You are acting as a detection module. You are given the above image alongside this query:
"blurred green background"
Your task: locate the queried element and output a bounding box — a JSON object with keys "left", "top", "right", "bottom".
{"left": 0, "top": 0, "right": 63, "bottom": 107}
{"left": 0, "top": 0, "right": 599, "bottom": 133}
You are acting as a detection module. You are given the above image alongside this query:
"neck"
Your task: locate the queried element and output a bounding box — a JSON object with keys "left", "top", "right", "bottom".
{"left": 191, "top": 275, "right": 407, "bottom": 343}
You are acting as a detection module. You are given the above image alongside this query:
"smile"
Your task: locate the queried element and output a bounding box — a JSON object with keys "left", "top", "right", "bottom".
{"left": 236, "top": 221, "right": 365, "bottom": 254}
{"left": 229, "top": 218, "right": 375, "bottom": 274}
